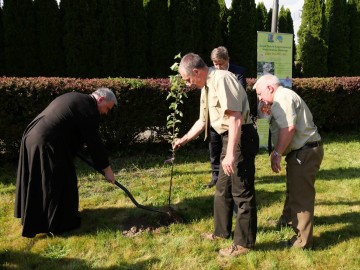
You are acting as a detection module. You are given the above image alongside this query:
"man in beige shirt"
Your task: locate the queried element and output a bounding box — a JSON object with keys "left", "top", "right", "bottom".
{"left": 253, "top": 74, "right": 324, "bottom": 249}
{"left": 174, "top": 53, "right": 259, "bottom": 257}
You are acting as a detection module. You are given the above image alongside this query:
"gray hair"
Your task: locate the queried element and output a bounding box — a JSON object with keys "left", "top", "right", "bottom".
{"left": 93, "top": 87, "right": 118, "bottom": 105}
{"left": 179, "top": 53, "right": 207, "bottom": 75}
{"left": 253, "top": 74, "right": 281, "bottom": 89}
{"left": 211, "top": 46, "right": 229, "bottom": 61}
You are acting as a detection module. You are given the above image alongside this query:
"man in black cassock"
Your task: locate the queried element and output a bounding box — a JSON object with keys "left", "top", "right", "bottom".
{"left": 15, "top": 87, "right": 117, "bottom": 238}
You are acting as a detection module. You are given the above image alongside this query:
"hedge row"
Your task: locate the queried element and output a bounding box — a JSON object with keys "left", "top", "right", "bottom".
{"left": 0, "top": 77, "right": 198, "bottom": 161}
{"left": 1, "top": 76, "right": 359, "bottom": 161}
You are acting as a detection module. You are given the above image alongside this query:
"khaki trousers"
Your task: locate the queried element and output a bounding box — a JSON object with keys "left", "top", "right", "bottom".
{"left": 284, "top": 145, "right": 324, "bottom": 248}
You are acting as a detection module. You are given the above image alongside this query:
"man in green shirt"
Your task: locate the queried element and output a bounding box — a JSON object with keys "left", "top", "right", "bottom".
{"left": 254, "top": 74, "right": 324, "bottom": 249}
{"left": 174, "top": 53, "right": 259, "bottom": 257}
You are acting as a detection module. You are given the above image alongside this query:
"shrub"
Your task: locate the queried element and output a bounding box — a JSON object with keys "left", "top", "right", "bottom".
{"left": 1, "top": 76, "right": 359, "bottom": 161}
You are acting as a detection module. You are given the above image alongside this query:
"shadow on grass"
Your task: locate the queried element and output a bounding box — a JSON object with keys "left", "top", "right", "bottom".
{"left": 314, "top": 210, "right": 360, "bottom": 249}
{"left": 256, "top": 201, "right": 360, "bottom": 251}
{"left": 0, "top": 249, "right": 159, "bottom": 269}
{"left": 317, "top": 167, "right": 360, "bottom": 181}
{"left": 255, "top": 166, "right": 360, "bottom": 185}
{"left": 48, "top": 188, "right": 285, "bottom": 239}
{"left": 256, "top": 189, "right": 285, "bottom": 209}
{"left": 75, "top": 194, "right": 216, "bottom": 236}
{"left": 107, "top": 142, "right": 210, "bottom": 172}
{"left": 321, "top": 131, "right": 360, "bottom": 144}
{"left": 3, "top": 131, "right": 359, "bottom": 185}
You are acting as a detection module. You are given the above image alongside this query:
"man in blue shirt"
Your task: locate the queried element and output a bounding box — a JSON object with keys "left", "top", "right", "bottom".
{"left": 206, "top": 46, "right": 247, "bottom": 188}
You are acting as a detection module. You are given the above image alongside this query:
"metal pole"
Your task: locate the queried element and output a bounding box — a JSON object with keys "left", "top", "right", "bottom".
{"left": 271, "top": 0, "right": 279, "bottom": 33}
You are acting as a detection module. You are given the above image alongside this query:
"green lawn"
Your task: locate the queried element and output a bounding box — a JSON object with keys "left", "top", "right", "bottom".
{"left": 0, "top": 132, "right": 359, "bottom": 269}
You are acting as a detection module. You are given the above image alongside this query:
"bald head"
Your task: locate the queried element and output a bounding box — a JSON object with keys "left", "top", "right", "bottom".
{"left": 253, "top": 74, "right": 281, "bottom": 90}
{"left": 253, "top": 74, "right": 281, "bottom": 105}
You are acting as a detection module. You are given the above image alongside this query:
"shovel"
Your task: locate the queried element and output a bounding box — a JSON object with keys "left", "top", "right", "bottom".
{"left": 76, "top": 152, "right": 183, "bottom": 222}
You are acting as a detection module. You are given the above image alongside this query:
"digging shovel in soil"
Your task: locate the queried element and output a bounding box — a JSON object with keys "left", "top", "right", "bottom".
{"left": 76, "top": 152, "right": 184, "bottom": 223}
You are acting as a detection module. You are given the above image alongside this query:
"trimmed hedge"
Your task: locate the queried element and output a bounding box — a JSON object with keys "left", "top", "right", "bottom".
{"left": 0, "top": 77, "right": 198, "bottom": 160}
{"left": 248, "top": 77, "right": 360, "bottom": 131}
{"left": 1, "top": 76, "right": 359, "bottom": 161}
{"left": 293, "top": 77, "right": 360, "bottom": 131}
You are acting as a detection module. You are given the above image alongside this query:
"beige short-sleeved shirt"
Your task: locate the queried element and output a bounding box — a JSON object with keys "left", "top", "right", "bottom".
{"left": 199, "top": 68, "right": 251, "bottom": 135}
{"left": 270, "top": 86, "right": 321, "bottom": 154}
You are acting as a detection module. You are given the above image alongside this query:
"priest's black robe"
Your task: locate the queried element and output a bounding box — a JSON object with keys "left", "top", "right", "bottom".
{"left": 15, "top": 92, "right": 110, "bottom": 238}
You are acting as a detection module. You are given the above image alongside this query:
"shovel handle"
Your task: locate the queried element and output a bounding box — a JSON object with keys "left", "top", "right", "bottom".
{"left": 76, "top": 152, "right": 168, "bottom": 215}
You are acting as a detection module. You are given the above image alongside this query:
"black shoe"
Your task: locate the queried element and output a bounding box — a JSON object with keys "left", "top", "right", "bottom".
{"left": 276, "top": 215, "right": 292, "bottom": 229}
{"left": 280, "top": 239, "right": 312, "bottom": 250}
{"left": 204, "top": 180, "right": 217, "bottom": 188}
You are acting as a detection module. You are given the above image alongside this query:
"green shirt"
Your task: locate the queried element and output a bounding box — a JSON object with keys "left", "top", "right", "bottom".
{"left": 199, "top": 68, "right": 251, "bottom": 135}
{"left": 270, "top": 86, "right": 321, "bottom": 154}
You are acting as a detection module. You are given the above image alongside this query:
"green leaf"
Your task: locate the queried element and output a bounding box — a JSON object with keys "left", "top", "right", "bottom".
{"left": 167, "top": 53, "right": 188, "bottom": 144}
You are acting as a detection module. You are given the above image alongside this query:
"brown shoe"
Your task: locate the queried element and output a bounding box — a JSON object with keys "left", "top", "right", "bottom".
{"left": 201, "top": 232, "right": 222, "bottom": 241}
{"left": 219, "top": 244, "right": 250, "bottom": 257}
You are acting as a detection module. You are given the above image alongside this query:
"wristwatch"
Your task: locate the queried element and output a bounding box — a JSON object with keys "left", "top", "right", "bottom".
{"left": 273, "top": 150, "right": 281, "bottom": 157}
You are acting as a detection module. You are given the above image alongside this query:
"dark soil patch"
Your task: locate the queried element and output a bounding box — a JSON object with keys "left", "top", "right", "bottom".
{"left": 119, "top": 207, "right": 184, "bottom": 237}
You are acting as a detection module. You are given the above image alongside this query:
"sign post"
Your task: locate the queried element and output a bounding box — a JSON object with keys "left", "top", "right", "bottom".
{"left": 256, "top": 31, "right": 293, "bottom": 148}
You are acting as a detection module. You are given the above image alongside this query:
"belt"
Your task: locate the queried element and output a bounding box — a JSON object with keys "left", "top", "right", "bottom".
{"left": 297, "top": 141, "right": 322, "bottom": 151}
{"left": 209, "top": 127, "right": 228, "bottom": 137}
{"left": 220, "top": 124, "right": 254, "bottom": 137}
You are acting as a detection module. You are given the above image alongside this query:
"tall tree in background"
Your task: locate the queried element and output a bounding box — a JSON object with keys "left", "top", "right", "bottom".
{"left": 266, "top": 8, "right": 273, "bottom": 32}
{"left": 33, "top": 0, "right": 64, "bottom": 77}
{"left": 123, "top": 0, "right": 148, "bottom": 77}
{"left": 278, "top": 6, "right": 296, "bottom": 76}
{"left": 61, "top": 0, "right": 100, "bottom": 78}
{"left": 3, "top": 0, "right": 353, "bottom": 78}
{"left": 218, "top": 0, "right": 228, "bottom": 46}
{"left": 199, "top": 0, "right": 223, "bottom": 63}
{"left": 169, "top": 0, "right": 201, "bottom": 57}
{"left": 227, "top": 0, "right": 257, "bottom": 77}
{"left": 285, "top": 8, "right": 296, "bottom": 66}
{"left": 0, "top": 6, "right": 4, "bottom": 75}
{"left": 144, "top": 0, "right": 172, "bottom": 77}
{"left": 278, "top": 6, "right": 290, "bottom": 32}
{"left": 3, "top": 0, "right": 37, "bottom": 76}
{"left": 98, "top": 0, "right": 127, "bottom": 78}
{"left": 326, "top": 0, "right": 350, "bottom": 76}
{"left": 297, "top": 0, "right": 328, "bottom": 77}
{"left": 347, "top": 0, "right": 360, "bottom": 76}
{"left": 256, "top": 2, "right": 268, "bottom": 32}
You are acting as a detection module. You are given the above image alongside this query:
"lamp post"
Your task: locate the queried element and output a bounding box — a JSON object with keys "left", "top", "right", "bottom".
{"left": 271, "top": 0, "right": 279, "bottom": 33}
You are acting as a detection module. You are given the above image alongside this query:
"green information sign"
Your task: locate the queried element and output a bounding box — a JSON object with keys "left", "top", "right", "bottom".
{"left": 257, "top": 31, "right": 293, "bottom": 88}
{"left": 256, "top": 118, "right": 270, "bottom": 149}
{"left": 256, "top": 32, "right": 293, "bottom": 148}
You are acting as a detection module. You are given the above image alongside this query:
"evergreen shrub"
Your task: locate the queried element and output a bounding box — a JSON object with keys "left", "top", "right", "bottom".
{"left": 0, "top": 76, "right": 359, "bottom": 160}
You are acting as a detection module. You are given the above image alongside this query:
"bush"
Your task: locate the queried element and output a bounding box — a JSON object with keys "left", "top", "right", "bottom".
{"left": 1, "top": 76, "right": 359, "bottom": 161}
{"left": 0, "top": 77, "right": 198, "bottom": 161}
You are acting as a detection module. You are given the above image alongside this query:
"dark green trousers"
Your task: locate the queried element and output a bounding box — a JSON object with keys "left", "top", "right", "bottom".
{"left": 213, "top": 126, "right": 258, "bottom": 248}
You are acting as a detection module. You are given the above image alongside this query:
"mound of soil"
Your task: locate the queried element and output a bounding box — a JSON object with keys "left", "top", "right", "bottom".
{"left": 119, "top": 207, "right": 184, "bottom": 237}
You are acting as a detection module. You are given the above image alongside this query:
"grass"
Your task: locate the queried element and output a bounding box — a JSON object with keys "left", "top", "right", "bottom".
{"left": 0, "top": 132, "right": 359, "bottom": 269}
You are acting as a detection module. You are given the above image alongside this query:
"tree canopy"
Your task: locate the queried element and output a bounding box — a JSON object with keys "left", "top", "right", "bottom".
{"left": 0, "top": 0, "right": 359, "bottom": 78}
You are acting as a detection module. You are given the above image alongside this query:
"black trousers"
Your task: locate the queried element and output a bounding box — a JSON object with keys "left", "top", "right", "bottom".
{"left": 209, "top": 127, "right": 222, "bottom": 182}
{"left": 213, "top": 124, "right": 259, "bottom": 247}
